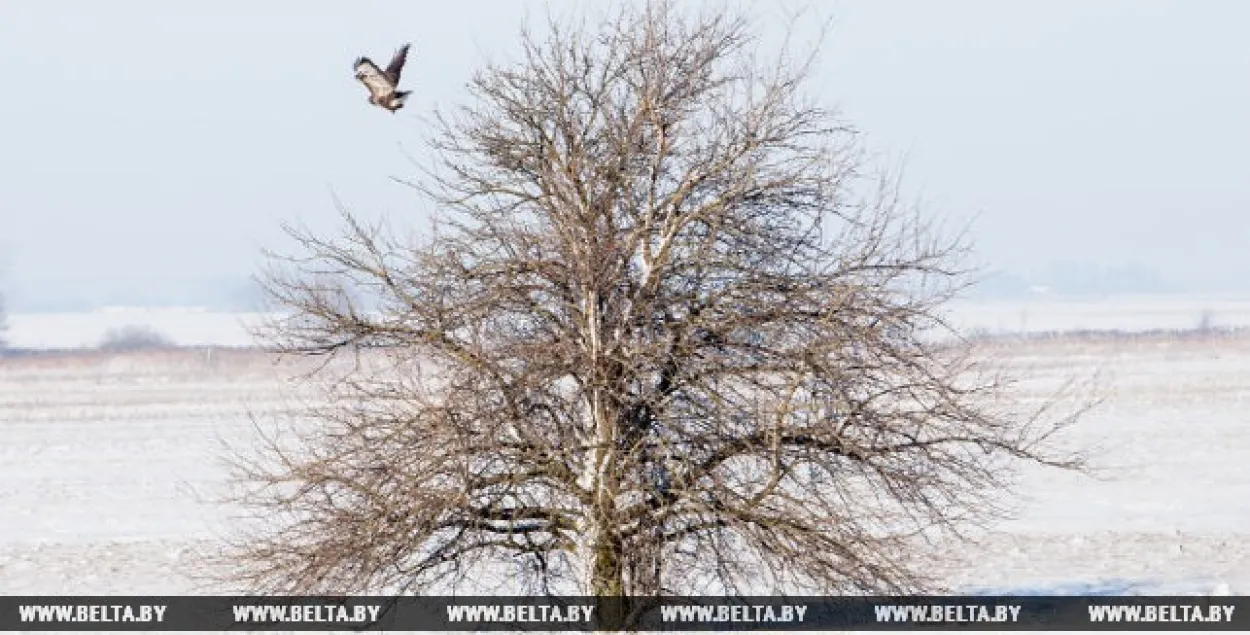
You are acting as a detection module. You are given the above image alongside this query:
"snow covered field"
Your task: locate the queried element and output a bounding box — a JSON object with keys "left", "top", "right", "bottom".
{"left": 0, "top": 349, "right": 307, "bottom": 595}
{"left": 7, "top": 293, "right": 1250, "bottom": 350}
{"left": 3, "top": 307, "right": 269, "bottom": 350}
{"left": 945, "top": 293, "right": 1250, "bottom": 335}
{"left": 0, "top": 307, "right": 1248, "bottom": 600}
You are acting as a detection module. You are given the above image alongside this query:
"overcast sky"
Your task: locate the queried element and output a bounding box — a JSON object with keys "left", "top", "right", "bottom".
{"left": 1, "top": 0, "right": 1247, "bottom": 310}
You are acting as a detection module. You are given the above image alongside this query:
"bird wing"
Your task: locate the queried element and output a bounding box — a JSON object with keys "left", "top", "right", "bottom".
{"left": 383, "top": 43, "right": 411, "bottom": 85}
{"left": 354, "top": 57, "right": 394, "bottom": 98}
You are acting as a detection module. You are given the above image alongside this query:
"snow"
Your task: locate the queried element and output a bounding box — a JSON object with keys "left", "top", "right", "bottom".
{"left": 928, "top": 334, "right": 1250, "bottom": 598}
{"left": 4, "top": 307, "right": 274, "bottom": 350}
{"left": 1, "top": 305, "right": 1248, "bottom": 604}
{"left": 7, "top": 293, "right": 1250, "bottom": 350}
{"left": 0, "top": 349, "right": 306, "bottom": 594}
{"left": 945, "top": 293, "right": 1250, "bottom": 335}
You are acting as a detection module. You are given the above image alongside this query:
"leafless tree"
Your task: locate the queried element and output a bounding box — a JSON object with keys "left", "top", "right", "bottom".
{"left": 0, "top": 283, "right": 9, "bottom": 351}
{"left": 0, "top": 292, "right": 7, "bottom": 350}
{"left": 231, "top": 0, "right": 1088, "bottom": 607}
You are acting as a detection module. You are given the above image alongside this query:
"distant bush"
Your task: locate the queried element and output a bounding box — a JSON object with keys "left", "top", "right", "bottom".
{"left": 98, "top": 324, "right": 176, "bottom": 351}
{"left": 1196, "top": 309, "right": 1215, "bottom": 333}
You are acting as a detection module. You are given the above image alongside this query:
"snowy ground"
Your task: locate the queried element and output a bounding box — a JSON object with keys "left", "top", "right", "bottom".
{"left": 7, "top": 293, "right": 1250, "bottom": 350}
{"left": 0, "top": 349, "right": 305, "bottom": 595}
{"left": 945, "top": 293, "right": 1250, "bottom": 335}
{"left": 3, "top": 307, "right": 269, "bottom": 350}
{"left": 0, "top": 313, "right": 1248, "bottom": 601}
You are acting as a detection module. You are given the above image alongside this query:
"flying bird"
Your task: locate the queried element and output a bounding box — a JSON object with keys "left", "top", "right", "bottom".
{"left": 354, "top": 43, "right": 412, "bottom": 113}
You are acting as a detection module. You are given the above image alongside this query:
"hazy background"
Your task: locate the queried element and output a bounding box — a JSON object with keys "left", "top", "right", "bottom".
{"left": 1, "top": 0, "right": 1247, "bottom": 311}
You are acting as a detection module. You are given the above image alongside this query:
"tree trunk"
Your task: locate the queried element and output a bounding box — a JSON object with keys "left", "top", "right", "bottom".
{"left": 591, "top": 516, "right": 625, "bottom": 630}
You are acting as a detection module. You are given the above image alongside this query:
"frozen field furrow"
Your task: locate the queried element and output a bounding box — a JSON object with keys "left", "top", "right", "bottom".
{"left": 0, "top": 336, "right": 1247, "bottom": 596}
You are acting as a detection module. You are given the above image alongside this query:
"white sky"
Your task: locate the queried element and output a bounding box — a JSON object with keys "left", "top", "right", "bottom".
{"left": 1, "top": 0, "right": 1248, "bottom": 310}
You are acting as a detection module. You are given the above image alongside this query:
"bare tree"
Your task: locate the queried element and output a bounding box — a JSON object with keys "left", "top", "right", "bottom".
{"left": 0, "top": 291, "right": 7, "bottom": 350}
{"left": 0, "top": 279, "right": 9, "bottom": 351}
{"left": 233, "top": 0, "right": 1087, "bottom": 606}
